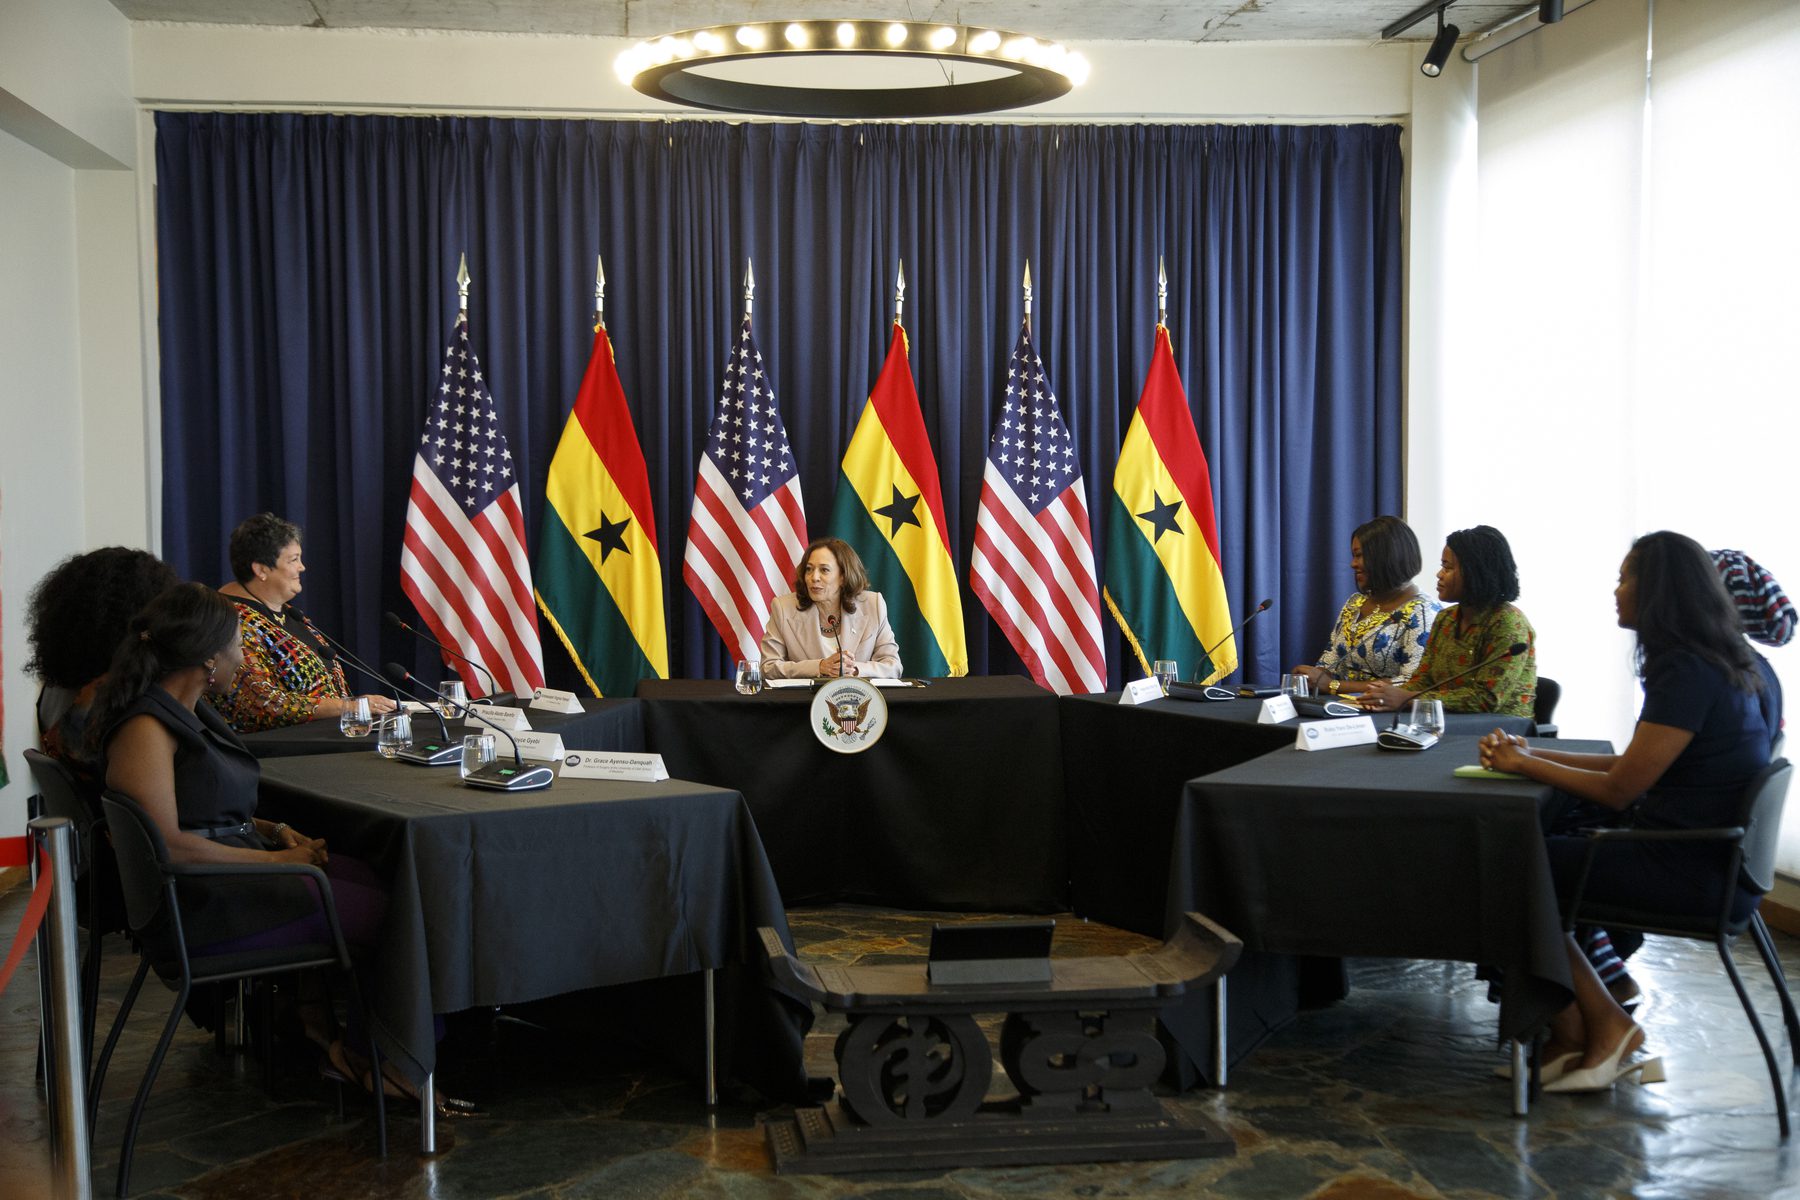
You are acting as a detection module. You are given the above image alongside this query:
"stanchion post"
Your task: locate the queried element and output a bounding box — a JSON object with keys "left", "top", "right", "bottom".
{"left": 31, "top": 816, "right": 94, "bottom": 1199}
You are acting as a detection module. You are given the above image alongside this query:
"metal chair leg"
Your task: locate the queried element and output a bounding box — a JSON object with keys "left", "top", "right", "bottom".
{"left": 704, "top": 967, "right": 718, "bottom": 1108}
{"left": 420, "top": 1073, "right": 437, "bottom": 1155}
{"left": 90, "top": 956, "right": 150, "bottom": 1138}
{"left": 118, "top": 979, "right": 192, "bottom": 1197}
{"left": 1749, "top": 913, "right": 1800, "bottom": 1065}
{"left": 1213, "top": 977, "right": 1228, "bottom": 1088}
{"left": 1720, "top": 938, "right": 1790, "bottom": 1139}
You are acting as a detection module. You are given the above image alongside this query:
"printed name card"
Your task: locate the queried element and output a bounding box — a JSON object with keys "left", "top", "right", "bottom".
{"left": 1293, "top": 716, "right": 1379, "bottom": 751}
{"left": 1120, "top": 677, "right": 1166, "bottom": 706}
{"left": 510, "top": 731, "right": 566, "bottom": 762}
{"left": 529, "top": 686, "right": 584, "bottom": 715}
{"left": 467, "top": 704, "right": 531, "bottom": 732}
{"left": 1257, "top": 694, "right": 1298, "bottom": 724}
{"left": 560, "top": 751, "right": 670, "bottom": 782}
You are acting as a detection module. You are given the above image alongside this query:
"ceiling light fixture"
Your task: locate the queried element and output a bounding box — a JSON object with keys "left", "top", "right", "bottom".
{"left": 1420, "top": 9, "right": 1461, "bottom": 76}
{"left": 615, "top": 20, "right": 1090, "bottom": 119}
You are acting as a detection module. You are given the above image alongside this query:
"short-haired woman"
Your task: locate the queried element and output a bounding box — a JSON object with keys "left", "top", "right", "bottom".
{"left": 1292, "top": 515, "right": 1442, "bottom": 698}
{"left": 211, "top": 512, "right": 393, "bottom": 732}
{"left": 1361, "top": 524, "right": 1537, "bottom": 716}
{"left": 759, "top": 537, "right": 903, "bottom": 679}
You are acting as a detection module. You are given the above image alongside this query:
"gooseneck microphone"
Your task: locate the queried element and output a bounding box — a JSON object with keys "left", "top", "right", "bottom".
{"left": 1197, "top": 597, "right": 1275, "bottom": 676}
{"left": 384, "top": 662, "right": 551, "bottom": 791}
{"left": 826, "top": 614, "right": 844, "bottom": 678}
{"left": 383, "top": 610, "right": 503, "bottom": 702}
{"left": 1373, "top": 640, "right": 1530, "bottom": 748}
{"left": 308, "top": 624, "right": 406, "bottom": 711}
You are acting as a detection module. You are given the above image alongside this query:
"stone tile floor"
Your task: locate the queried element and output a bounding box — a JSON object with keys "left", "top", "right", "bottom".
{"left": 3, "top": 889, "right": 1798, "bottom": 1198}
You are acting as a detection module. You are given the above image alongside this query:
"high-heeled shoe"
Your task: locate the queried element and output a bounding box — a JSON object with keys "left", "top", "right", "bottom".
{"left": 1493, "top": 1051, "right": 1579, "bottom": 1083}
{"left": 1543, "top": 1025, "right": 1666, "bottom": 1093}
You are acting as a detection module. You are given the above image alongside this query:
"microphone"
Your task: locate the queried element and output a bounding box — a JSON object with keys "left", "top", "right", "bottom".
{"left": 1372, "top": 640, "right": 1530, "bottom": 750}
{"left": 384, "top": 662, "right": 551, "bottom": 791}
{"left": 1401, "top": 641, "right": 1530, "bottom": 706}
{"left": 384, "top": 610, "right": 504, "bottom": 702}
{"left": 826, "top": 614, "right": 844, "bottom": 678}
{"left": 1170, "top": 598, "right": 1275, "bottom": 700}
{"left": 309, "top": 623, "right": 406, "bottom": 712}
{"left": 1198, "top": 598, "right": 1275, "bottom": 680}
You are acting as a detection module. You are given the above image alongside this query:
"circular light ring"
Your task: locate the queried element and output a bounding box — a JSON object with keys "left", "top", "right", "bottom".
{"left": 619, "top": 20, "right": 1084, "bottom": 119}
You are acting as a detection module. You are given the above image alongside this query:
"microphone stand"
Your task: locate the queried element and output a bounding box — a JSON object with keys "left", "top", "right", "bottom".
{"left": 311, "top": 628, "right": 459, "bottom": 765}
{"left": 385, "top": 663, "right": 552, "bottom": 791}
{"left": 384, "top": 610, "right": 506, "bottom": 703}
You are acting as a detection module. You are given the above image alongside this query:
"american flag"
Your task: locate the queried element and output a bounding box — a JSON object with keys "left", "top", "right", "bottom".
{"left": 970, "top": 322, "right": 1106, "bottom": 694}
{"left": 400, "top": 312, "right": 545, "bottom": 696}
{"left": 683, "top": 317, "right": 808, "bottom": 663}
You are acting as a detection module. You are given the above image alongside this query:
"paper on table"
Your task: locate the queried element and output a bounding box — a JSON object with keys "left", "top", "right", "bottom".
{"left": 766, "top": 679, "right": 813, "bottom": 689}
{"left": 1453, "top": 764, "right": 1527, "bottom": 780}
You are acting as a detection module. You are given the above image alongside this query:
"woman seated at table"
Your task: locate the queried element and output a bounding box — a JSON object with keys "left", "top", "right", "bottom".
{"left": 210, "top": 512, "right": 394, "bottom": 732}
{"left": 760, "top": 537, "right": 903, "bottom": 679}
{"left": 1290, "top": 515, "right": 1442, "bottom": 698}
{"left": 1479, "top": 531, "right": 1782, "bottom": 1092}
{"left": 90, "top": 583, "right": 470, "bottom": 1113}
{"left": 1360, "top": 524, "right": 1537, "bottom": 717}
{"left": 27, "top": 546, "right": 180, "bottom": 784}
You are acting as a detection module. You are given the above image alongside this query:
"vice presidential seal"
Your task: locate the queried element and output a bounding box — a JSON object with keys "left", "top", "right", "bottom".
{"left": 810, "top": 677, "right": 888, "bottom": 754}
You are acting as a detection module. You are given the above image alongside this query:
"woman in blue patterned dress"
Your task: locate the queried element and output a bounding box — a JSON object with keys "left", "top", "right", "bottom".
{"left": 1292, "top": 515, "right": 1442, "bottom": 699}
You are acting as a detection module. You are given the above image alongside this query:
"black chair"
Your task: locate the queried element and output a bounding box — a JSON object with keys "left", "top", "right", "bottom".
{"left": 91, "top": 789, "right": 386, "bottom": 1195}
{"left": 23, "top": 748, "right": 120, "bottom": 1082}
{"left": 1566, "top": 758, "right": 1798, "bottom": 1136}
{"left": 1532, "top": 676, "right": 1562, "bottom": 738}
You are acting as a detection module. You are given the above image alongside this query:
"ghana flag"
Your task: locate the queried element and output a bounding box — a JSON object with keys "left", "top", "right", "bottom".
{"left": 534, "top": 323, "right": 668, "bottom": 696}
{"left": 1104, "top": 324, "right": 1236, "bottom": 683}
{"left": 827, "top": 323, "right": 968, "bottom": 677}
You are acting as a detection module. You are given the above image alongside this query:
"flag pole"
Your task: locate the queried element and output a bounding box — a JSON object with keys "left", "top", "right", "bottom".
{"left": 457, "top": 252, "right": 471, "bottom": 314}
{"left": 594, "top": 254, "right": 606, "bottom": 329}
{"left": 1022, "top": 260, "right": 1033, "bottom": 333}
{"left": 744, "top": 258, "right": 755, "bottom": 321}
{"left": 1157, "top": 255, "right": 1168, "bottom": 327}
{"left": 894, "top": 260, "right": 906, "bottom": 327}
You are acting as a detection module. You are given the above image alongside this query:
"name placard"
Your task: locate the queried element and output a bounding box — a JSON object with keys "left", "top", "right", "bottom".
{"left": 1294, "top": 716, "right": 1379, "bottom": 751}
{"left": 1257, "top": 694, "right": 1298, "bottom": 724}
{"left": 560, "top": 751, "right": 670, "bottom": 782}
{"left": 467, "top": 704, "right": 531, "bottom": 732}
{"left": 529, "top": 687, "right": 585, "bottom": 715}
{"left": 510, "top": 731, "right": 566, "bottom": 762}
{"left": 1120, "top": 677, "right": 1166, "bottom": 706}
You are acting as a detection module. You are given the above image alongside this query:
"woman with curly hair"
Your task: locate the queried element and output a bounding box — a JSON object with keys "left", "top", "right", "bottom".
{"left": 27, "top": 546, "right": 181, "bottom": 779}
{"left": 210, "top": 512, "right": 393, "bottom": 732}
{"left": 1360, "top": 524, "right": 1538, "bottom": 717}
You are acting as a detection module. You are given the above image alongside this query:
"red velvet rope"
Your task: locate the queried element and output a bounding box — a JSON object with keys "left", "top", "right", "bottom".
{"left": 0, "top": 838, "right": 55, "bottom": 998}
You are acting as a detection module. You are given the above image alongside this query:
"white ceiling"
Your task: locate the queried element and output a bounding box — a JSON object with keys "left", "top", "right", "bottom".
{"left": 108, "top": 1, "right": 1538, "bottom": 43}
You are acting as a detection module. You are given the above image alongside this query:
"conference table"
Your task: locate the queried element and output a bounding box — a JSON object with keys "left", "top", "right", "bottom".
{"left": 1155, "top": 735, "right": 1610, "bottom": 1088}
{"left": 636, "top": 677, "right": 1066, "bottom": 911}
{"left": 254, "top": 752, "right": 813, "bottom": 1142}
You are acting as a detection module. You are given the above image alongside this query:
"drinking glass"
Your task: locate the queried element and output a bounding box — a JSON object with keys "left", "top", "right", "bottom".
{"left": 376, "top": 712, "right": 413, "bottom": 759}
{"left": 460, "top": 733, "right": 497, "bottom": 779}
{"left": 734, "top": 660, "right": 764, "bottom": 695}
{"left": 1409, "top": 698, "right": 1446, "bottom": 737}
{"left": 1279, "top": 673, "right": 1312, "bottom": 698}
{"left": 1152, "top": 659, "right": 1180, "bottom": 690}
{"left": 339, "top": 696, "right": 373, "bottom": 737}
{"left": 436, "top": 679, "right": 467, "bottom": 720}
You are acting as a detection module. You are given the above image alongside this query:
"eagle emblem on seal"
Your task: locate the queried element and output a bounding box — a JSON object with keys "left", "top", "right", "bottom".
{"left": 829, "top": 692, "right": 873, "bottom": 733}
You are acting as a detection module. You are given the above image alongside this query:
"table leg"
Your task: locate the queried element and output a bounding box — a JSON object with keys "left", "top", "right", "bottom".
{"left": 1510, "top": 1040, "right": 1529, "bottom": 1116}
{"left": 420, "top": 1073, "right": 436, "bottom": 1154}
{"left": 234, "top": 980, "right": 247, "bottom": 1049}
{"left": 1213, "top": 978, "right": 1228, "bottom": 1088}
{"left": 704, "top": 968, "right": 718, "bottom": 1107}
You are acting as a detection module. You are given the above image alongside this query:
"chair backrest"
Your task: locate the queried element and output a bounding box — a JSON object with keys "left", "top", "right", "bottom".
{"left": 23, "top": 747, "right": 99, "bottom": 827}
{"left": 1737, "top": 757, "right": 1793, "bottom": 896}
{"left": 1534, "top": 677, "right": 1562, "bottom": 727}
{"left": 98, "top": 789, "right": 178, "bottom": 952}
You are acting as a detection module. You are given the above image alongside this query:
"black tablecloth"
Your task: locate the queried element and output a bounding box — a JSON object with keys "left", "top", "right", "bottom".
{"left": 1158, "top": 736, "right": 1611, "bottom": 1082}
{"left": 636, "top": 676, "right": 1065, "bottom": 911}
{"left": 240, "top": 698, "right": 645, "bottom": 758}
{"left": 256, "top": 754, "right": 809, "bottom": 1101}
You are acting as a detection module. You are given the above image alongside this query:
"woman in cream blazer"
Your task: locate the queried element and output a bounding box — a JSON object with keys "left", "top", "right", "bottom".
{"left": 760, "top": 537, "right": 903, "bottom": 679}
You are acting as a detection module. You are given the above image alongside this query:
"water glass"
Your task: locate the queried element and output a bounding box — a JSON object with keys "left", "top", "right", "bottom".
{"left": 339, "top": 696, "right": 374, "bottom": 737}
{"left": 1279, "top": 673, "right": 1312, "bottom": 698}
{"left": 734, "top": 659, "right": 764, "bottom": 695}
{"left": 436, "top": 679, "right": 467, "bottom": 719}
{"left": 460, "top": 732, "right": 497, "bottom": 779}
{"left": 1152, "top": 659, "right": 1180, "bottom": 690}
{"left": 376, "top": 712, "right": 413, "bottom": 759}
{"left": 1409, "top": 698, "right": 1446, "bottom": 737}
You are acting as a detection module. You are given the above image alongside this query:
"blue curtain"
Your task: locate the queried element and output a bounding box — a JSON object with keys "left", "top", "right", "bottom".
{"left": 155, "top": 113, "right": 1402, "bottom": 688}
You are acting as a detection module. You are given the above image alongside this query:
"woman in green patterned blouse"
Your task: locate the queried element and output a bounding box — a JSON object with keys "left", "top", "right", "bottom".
{"left": 1360, "top": 525, "right": 1537, "bottom": 717}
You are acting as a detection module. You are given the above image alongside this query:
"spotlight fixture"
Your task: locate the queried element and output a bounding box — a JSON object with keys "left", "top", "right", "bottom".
{"left": 1540, "top": 0, "right": 1565, "bottom": 22}
{"left": 1420, "top": 9, "right": 1460, "bottom": 77}
{"left": 614, "top": 20, "right": 1090, "bottom": 118}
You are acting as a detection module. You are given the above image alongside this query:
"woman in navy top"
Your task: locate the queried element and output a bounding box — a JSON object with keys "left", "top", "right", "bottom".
{"left": 1480, "top": 531, "right": 1781, "bottom": 1094}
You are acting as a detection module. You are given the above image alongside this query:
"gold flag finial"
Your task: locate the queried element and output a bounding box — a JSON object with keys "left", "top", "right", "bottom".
{"left": 457, "top": 252, "right": 471, "bottom": 313}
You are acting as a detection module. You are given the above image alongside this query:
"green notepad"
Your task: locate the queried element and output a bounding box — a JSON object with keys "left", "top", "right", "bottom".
{"left": 1453, "top": 764, "right": 1527, "bottom": 780}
